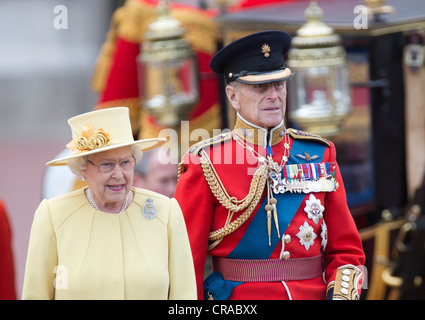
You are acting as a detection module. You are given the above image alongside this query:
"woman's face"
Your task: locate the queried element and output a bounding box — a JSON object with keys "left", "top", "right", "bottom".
{"left": 84, "top": 146, "right": 135, "bottom": 211}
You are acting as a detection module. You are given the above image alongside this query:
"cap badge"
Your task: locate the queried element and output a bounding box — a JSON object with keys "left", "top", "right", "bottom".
{"left": 261, "top": 44, "right": 271, "bottom": 58}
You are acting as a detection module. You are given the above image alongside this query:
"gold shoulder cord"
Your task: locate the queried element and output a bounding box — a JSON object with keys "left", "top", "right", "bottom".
{"left": 199, "top": 150, "right": 268, "bottom": 247}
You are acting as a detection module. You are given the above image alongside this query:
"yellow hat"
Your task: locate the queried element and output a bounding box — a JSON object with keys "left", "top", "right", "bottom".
{"left": 46, "top": 107, "right": 166, "bottom": 166}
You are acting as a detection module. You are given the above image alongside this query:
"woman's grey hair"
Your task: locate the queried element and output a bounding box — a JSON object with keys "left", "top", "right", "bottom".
{"left": 67, "top": 145, "right": 143, "bottom": 177}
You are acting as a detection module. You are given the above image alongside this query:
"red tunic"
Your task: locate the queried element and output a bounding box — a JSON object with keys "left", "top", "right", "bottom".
{"left": 175, "top": 117, "right": 365, "bottom": 300}
{"left": 0, "top": 200, "right": 17, "bottom": 300}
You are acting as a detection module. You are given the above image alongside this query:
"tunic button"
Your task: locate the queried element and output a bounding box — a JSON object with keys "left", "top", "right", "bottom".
{"left": 341, "top": 282, "right": 349, "bottom": 288}
{"left": 342, "top": 275, "right": 350, "bottom": 282}
{"left": 340, "top": 288, "right": 349, "bottom": 295}
{"left": 342, "top": 269, "right": 351, "bottom": 275}
{"left": 283, "top": 234, "right": 292, "bottom": 244}
{"left": 281, "top": 251, "right": 290, "bottom": 260}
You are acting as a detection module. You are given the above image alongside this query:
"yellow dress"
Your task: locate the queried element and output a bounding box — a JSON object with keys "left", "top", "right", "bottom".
{"left": 22, "top": 187, "right": 196, "bottom": 300}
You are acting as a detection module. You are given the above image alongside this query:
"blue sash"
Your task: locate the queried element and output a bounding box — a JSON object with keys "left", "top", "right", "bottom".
{"left": 226, "top": 139, "right": 325, "bottom": 259}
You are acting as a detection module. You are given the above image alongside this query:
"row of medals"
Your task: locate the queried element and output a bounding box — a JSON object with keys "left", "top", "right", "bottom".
{"left": 235, "top": 132, "right": 335, "bottom": 245}
{"left": 267, "top": 160, "right": 337, "bottom": 195}
{"left": 261, "top": 150, "right": 336, "bottom": 246}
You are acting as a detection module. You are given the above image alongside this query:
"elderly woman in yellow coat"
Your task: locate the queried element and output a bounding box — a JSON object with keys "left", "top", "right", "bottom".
{"left": 22, "top": 107, "right": 196, "bottom": 300}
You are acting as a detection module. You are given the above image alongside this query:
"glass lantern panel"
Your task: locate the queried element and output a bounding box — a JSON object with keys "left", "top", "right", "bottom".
{"left": 166, "top": 57, "right": 198, "bottom": 107}
{"left": 137, "top": 60, "right": 164, "bottom": 108}
{"left": 138, "top": 56, "right": 197, "bottom": 110}
{"left": 289, "top": 65, "right": 351, "bottom": 119}
{"left": 332, "top": 65, "right": 351, "bottom": 115}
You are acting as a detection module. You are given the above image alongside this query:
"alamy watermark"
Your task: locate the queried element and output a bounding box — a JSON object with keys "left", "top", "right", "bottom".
{"left": 53, "top": 5, "right": 68, "bottom": 30}
{"left": 154, "top": 121, "right": 263, "bottom": 167}
{"left": 52, "top": 4, "right": 368, "bottom": 31}
{"left": 353, "top": 5, "right": 368, "bottom": 30}
{"left": 53, "top": 265, "right": 68, "bottom": 290}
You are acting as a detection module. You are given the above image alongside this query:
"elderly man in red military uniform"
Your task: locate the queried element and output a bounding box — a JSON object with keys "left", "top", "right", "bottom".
{"left": 174, "top": 31, "right": 365, "bottom": 300}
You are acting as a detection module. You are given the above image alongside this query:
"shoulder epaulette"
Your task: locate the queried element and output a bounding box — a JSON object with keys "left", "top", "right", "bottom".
{"left": 189, "top": 132, "right": 233, "bottom": 155}
{"left": 287, "top": 128, "right": 330, "bottom": 147}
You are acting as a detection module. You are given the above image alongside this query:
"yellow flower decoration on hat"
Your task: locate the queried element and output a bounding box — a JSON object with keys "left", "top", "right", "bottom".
{"left": 66, "top": 123, "right": 110, "bottom": 154}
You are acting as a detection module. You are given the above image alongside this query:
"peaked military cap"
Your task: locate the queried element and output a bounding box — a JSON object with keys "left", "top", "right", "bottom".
{"left": 210, "top": 30, "right": 293, "bottom": 84}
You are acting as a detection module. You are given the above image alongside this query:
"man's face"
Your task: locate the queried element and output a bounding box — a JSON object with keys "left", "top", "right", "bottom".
{"left": 226, "top": 80, "right": 287, "bottom": 129}
{"left": 132, "top": 151, "right": 178, "bottom": 199}
{"left": 141, "top": 161, "right": 178, "bottom": 199}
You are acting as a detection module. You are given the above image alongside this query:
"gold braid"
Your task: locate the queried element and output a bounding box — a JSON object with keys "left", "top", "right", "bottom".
{"left": 199, "top": 150, "right": 268, "bottom": 242}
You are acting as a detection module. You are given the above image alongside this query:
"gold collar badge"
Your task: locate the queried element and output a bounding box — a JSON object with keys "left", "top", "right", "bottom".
{"left": 262, "top": 44, "right": 270, "bottom": 58}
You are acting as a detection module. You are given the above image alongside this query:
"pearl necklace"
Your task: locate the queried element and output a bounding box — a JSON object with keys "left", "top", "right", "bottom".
{"left": 86, "top": 188, "right": 128, "bottom": 213}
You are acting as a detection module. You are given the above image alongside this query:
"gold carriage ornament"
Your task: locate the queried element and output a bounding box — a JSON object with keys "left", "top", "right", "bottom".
{"left": 288, "top": 1, "right": 351, "bottom": 137}
{"left": 137, "top": 0, "right": 199, "bottom": 127}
